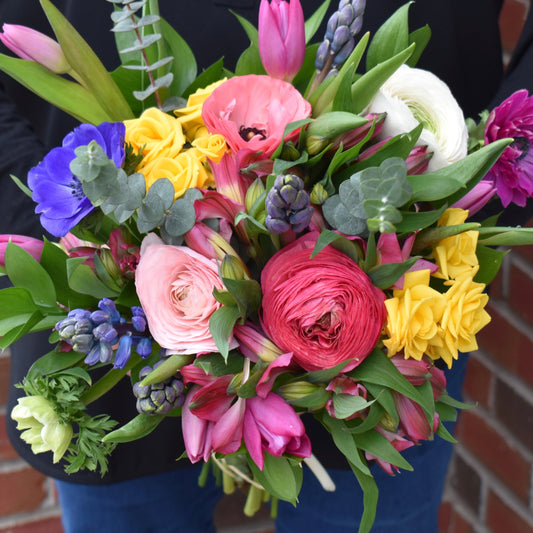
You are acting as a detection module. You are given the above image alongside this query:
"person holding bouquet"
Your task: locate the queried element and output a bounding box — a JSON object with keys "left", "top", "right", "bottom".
{"left": 1, "top": 1, "right": 532, "bottom": 532}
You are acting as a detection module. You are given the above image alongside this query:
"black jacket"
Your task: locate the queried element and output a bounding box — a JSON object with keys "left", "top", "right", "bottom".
{"left": 2, "top": 0, "right": 531, "bottom": 483}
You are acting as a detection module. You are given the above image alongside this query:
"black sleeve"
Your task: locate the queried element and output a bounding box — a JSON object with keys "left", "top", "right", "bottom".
{"left": 0, "top": 87, "right": 45, "bottom": 237}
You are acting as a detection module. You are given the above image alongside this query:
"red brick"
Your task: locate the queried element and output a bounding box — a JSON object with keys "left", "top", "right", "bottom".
{"left": 0, "top": 354, "right": 10, "bottom": 406}
{"left": 0, "top": 414, "right": 19, "bottom": 461}
{"left": 456, "top": 411, "right": 530, "bottom": 501}
{"left": 499, "top": 0, "right": 528, "bottom": 53}
{"left": 486, "top": 490, "right": 533, "bottom": 533}
{"left": 0, "top": 516, "right": 64, "bottom": 533}
{"left": 508, "top": 263, "right": 533, "bottom": 325}
{"left": 488, "top": 266, "right": 504, "bottom": 300}
{"left": 0, "top": 467, "right": 47, "bottom": 516}
{"left": 438, "top": 501, "right": 452, "bottom": 533}
{"left": 463, "top": 357, "right": 492, "bottom": 408}
{"left": 477, "top": 303, "right": 533, "bottom": 388}
{"left": 449, "top": 509, "right": 474, "bottom": 533}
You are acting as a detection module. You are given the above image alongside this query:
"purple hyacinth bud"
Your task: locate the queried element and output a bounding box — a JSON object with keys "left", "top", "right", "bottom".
{"left": 114, "top": 333, "right": 133, "bottom": 369}
{"left": 92, "top": 322, "right": 118, "bottom": 344}
{"left": 84, "top": 341, "right": 113, "bottom": 365}
{"left": 136, "top": 337, "right": 152, "bottom": 358}
{"left": 90, "top": 309, "right": 112, "bottom": 325}
{"left": 98, "top": 298, "right": 121, "bottom": 324}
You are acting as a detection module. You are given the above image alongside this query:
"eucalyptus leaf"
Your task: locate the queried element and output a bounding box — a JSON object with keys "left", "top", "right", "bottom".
{"left": 322, "top": 195, "right": 367, "bottom": 236}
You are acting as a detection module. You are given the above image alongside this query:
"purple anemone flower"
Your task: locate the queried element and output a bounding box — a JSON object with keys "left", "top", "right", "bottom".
{"left": 28, "top": 122, "right": 126, "bottom": 237}
{"left": 484, "top": 89, "right": 533, "bottom": 207}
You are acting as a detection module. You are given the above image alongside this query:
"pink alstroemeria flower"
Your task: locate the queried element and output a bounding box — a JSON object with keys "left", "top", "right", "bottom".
{"left": 365, "top": 427, "right": 415, "bottom": 475}
{"left": 202, "top": 75, "right": 311, "bottom": 160}
{"left": 377, "top": 233, "right": 438, "bottom": 289}
{"left": 258, "top": 0, "right": 305, "bottom": 82}
{"left": 394, "top": 393, "right": 439, "bottom": 443}
{"left": 0, "top": 235, "right": 44, "bottom": 266}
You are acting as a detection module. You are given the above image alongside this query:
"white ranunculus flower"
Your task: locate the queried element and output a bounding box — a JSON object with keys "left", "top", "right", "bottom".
{"left": 11, "top": 395, "right": 73, "bottom": 463}
{"left": 367, "top": 64, "right": 468, "bottom": 172}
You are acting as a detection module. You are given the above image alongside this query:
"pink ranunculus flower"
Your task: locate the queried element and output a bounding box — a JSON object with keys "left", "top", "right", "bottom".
{"left": 484, "top": 89, "right": 533, "bottom": 207}
{"left": 201, "top": 74, "right": 311, "bottom": 159}
{"left": 260, "top": 232, "right": 387, "bottom": 372}
{"left": 135, "top": 233, "right": 234, "bottom": 354}
{"left": 258, "top": 0, "right": 305, "bottom": 82}
{"left": 0, "top": 235, "right": 44, "bottom": 266}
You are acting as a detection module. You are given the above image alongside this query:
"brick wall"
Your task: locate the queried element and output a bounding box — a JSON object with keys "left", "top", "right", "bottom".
{"left": 1, "top": 2, "right": 532, "bottom": 532}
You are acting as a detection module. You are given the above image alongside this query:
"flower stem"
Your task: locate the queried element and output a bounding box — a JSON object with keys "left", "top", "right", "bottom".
{"left": 80, "top": 353, "right": 141, "bottom": 405}
{"left": 243, "top": 484, "right": 264, "bottom": 517}
{"left": 303, "top": 454, "right": 336, "bottom": 492}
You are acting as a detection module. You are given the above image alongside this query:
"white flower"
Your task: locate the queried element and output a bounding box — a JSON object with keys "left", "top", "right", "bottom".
{"left": 11, "top": 395, "right": 73, "bottom": 463}
{"left": 367, "top": 64, "right": 468, "bottom": 171}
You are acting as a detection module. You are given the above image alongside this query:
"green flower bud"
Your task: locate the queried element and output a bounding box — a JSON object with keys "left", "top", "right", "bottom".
{"left": 220, "top": 254, "right": 248, "bottom": 281}
{"left": 310, "top": 183, "right": 329, "bottom": 205}
{"left": 280, "top": 142, "right": 301, "bottom": 162}
{"left": 278, "top": 381, "right": 330, "bottom": 409}
{"left": 378, "top": 411, "right": 398, "bottom": 433}
{"left": 245, "top": 177, "right": 266, "bottom": 215}
{"left": 99, "top": 248, "right": 123, "bottom": 283}
{"left": 11, "top": 395, "right": 73, "bottom": 463}
{"left": 305, "top": 112, "right": 367, "bottom": 154}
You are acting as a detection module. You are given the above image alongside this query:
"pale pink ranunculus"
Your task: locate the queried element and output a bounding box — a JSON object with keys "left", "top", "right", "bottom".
{"left": 0, "top": 234, "right": 44, "bottom": 266}
{"left": 260, "top": 232, "right": 387, "bottom": 372}
{"left": 201, "top": 74, "right": 311, "bottom": 159}
{"left": 135, "top": 233, "right": 230, "bottom": 354}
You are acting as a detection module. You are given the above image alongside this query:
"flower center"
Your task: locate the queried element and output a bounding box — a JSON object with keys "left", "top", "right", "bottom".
{"left": 239, "top": 126, "right": 267, "bottom": 142}
{"left": 512, "top": 136, "right": 530, "bottom": 161}
{"left": 69, "top": 177, "right": 85, "bottom": 200}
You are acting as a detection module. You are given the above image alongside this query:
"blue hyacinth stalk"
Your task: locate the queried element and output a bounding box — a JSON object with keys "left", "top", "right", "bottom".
{"left": 312, "top": 0, "right": 366, "bottom": 89}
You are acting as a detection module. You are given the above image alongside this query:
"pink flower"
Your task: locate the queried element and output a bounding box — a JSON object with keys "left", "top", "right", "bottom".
{"left": 0, "top": 235, "right": 44, "bottom": 266}
{"left": 484, "top": 89, "right": 533, "bottom": 206}
{"left": 451, "top": 179, "right": 497, "bottom": 216}
{"left": 108, "top": 229, "right": 139, "bottom": 278}
{"left": 365, "top": 427, "right": 415, "bottom": 475}
{"left": 243, "top": 393, "right": 311, "bottom": 470}
{"left": 182, "top": 386, "right": 215, "bottom": 463}
{"left": 135, "top": 233, "right": 233, "bottom": 354}
{"left": 260, "top": 232, "right": 387, "bottom": 372}
{"left": 201, "top": 75, "right": 311, "bottom": 159}
{"left": 258, "top": 0, "right": 305, "bottom": 82}
{"left": 394, "top": 393, "right": 439, "bottom": 443}
{"left": 0, "top": 24, "right": 70, "bottom": 74}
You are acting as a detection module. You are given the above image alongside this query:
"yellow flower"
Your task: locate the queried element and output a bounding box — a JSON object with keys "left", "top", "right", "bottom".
{"left": 383, "top": 269, "right": 447, "bottom": 361}
{"left": 11, "top": 395, "right": 73, "bottom": 463}
{"left": 192, "top": 134, "right": 227, "bottom": 164}
{"left": 124, "top": 107, "right": 186, "bottom": 168}
{"left": 427, "top": 267, "right": 490, "bottom": 368}
{"left": 141, "top": 150, "right": 213, "bottom": 200}
{"left": 175, "top": 79, "right": 227, "bottom": 141}
{"left": 432, "top": 208, "right": 479, "bottom": 280}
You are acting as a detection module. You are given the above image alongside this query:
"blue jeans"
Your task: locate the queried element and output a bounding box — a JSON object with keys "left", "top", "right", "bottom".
{"left": 56, "top": 358, "right": 466, "bottom": 533}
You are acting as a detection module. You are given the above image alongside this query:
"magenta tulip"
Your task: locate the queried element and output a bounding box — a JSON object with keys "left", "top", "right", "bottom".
{"left": 0, "top": 24, "right": 70, "bottom": 74}
{"left": 451, "top": 179, "right": 497, "bottom": 216}
{"left": 0, "top": 235, "right": 44, "bottom": 267}
{"left": 258, "top": 0, "right": 305, "bottom": 82}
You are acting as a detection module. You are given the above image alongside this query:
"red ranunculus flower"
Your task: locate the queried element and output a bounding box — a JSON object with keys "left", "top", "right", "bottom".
{"left": 201, "top": 74, "right": 311, "bottom": 159}
{"left": 260, "top": 233, "right": 387, "bottom": 371}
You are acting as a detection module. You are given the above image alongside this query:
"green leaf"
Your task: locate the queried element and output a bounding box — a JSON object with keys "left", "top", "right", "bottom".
{"left": 209, "top": 306, "right": 241, "bottom": 362}
{"left": 477, "top": 226, "right": 533, "bottom": 246}
{"left": 140, "top": 354, "right": 193, "bottom": 386}
{"left": 368, "top": 257, "right": 417, "bottom": 289}
{"left": 333, "top": 394, "right": 375, "bottom": 419}
{"left": 67, "top": 258, "right": 120, "bottom": 298}
{"left": 235, "top": 42, "right": 266, "bottom": 76}
{"left": 222, "top": 278, "right": 262, "bottom": 319}
{"left": 412, "top": 223, "right": 481, "bottom": 253}
{"left": 366, "top": 3, "right": 412, "bottom": 71}
{"left": 28, "top": 350, "right": 85, "bottom": 381}
{"left": 102, "top": 413, "right": 165, "bottom": 444}
{"left": 436, "top": 421, "right": 457, "bottom": 443}
{"left": 0, "top": 54, "right": 111, "bottom": 124}
{"left": 0, "top": 287, "right": 38, "bottom": 336}
{"left": 351, "top": 43, "right": 415, "bottom": 114}
{"left": 0, "top": 310, "right": 44, "bottom": 350}
{"left": 39, "top": 0, "right": 133, "bottom": 120}
{"left": 247, "top": 453, "right": 303, "bottom": 504}
{"left": 40, "top": 240, "right": 71, "bottom": 307}
{"left": 183, "top": 59, "right": 225, "bottom": 98}
{"left": 160, "top": 18, "right": 197, "bottom": 97}
{"left": 304, "top": 0, "right": 331, "bottom": 43}
{"left": 475, "top": 244, "right": 507, "bottom": 285}
{"left": 5, "top": 242, "right": 57, "bottom": 308}
{"left": 232, "top": 11, "right": 258, "bottom": 46}
{"left": 349, "top": 459, "right": 379, "bottom": 533}
{"left": 395, "top": 204, "right": 447, "bottom": 234}
{"left": 406, "top": 25, "right": 431, "bottom": 67}
{"left": 409, "top": 138, "right": 512, "bottom": 204}
{"left": 355, "top": 429, "right": 413, "bottom": 471}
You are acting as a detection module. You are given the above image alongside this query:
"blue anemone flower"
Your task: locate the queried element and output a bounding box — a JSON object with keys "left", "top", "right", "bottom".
{"left": 28, "top": 122, "right": 126, "bottom": 237}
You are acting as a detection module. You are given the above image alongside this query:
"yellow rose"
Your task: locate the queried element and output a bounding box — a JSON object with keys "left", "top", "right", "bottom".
{"left": 432, "top": 208, "right": 479, "bottom": 280}
{"left": 427, "top": 267, "right": 490, "bottom": 368}
{"left": 175, "top": 79, "right": 227, "bottom": 141}
{"left": 124, "top": 107, "right": 186, "bottom": 168}
{"left": 141, "top": 150, "right": 212, "bottom": 199}
{"left": 192, "top": 134, "right": 227, "bottom": 164}
{"left": 383, "top": 269, "right": 447, "bottom": 361}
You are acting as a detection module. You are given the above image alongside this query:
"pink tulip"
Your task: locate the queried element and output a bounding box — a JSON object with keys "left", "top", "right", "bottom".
{"left": 0, "top": 235, "right": 44, "bottom": 267}
{"left": 211, "top": 398, "right": 246, "bottom": 454}
{"left": 0, "top": 24, "right": 70, "bottom": 74}
{"left": 182, "top": 386, "right": 215, "bottom": 463}
{"left": 258, "top": 0, "right": 305, "bottom": 82}
{"left": 451, "top": 179, "right": 497, "bottom": 216}
{"left": 243, "top": 393, "right": 311, "bottom": 470}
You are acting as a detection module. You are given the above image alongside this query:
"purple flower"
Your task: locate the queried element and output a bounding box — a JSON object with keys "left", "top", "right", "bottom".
{"left": 28, "top": 122, "right": 126, "bottom": 237}
{"left": 484, "top": 89, "right": 533, "bottom": 207}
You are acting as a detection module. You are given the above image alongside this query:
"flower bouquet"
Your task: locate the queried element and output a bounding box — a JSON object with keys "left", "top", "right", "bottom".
{"left": 2, "top": 1, "right": 533, "bottom": 531}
